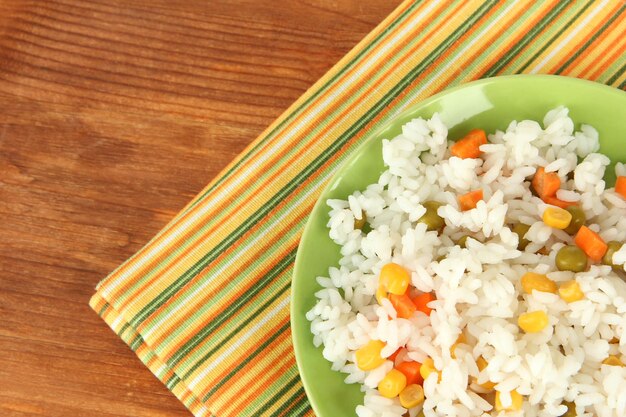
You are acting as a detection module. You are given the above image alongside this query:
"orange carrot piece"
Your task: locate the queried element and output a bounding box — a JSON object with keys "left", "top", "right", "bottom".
{"left": 388, "top": 348, "right": 403, "bottom": 363}
{"left": 532, "top": 167, "right": 561, "bottom": 199}
{"left": 396, "top": 361, "right": 424, "bottom": 386}
{"left": 574, "top": 225, "right": 608, "bottom": 262}
{"left": 543, "top": 196, "right": 578, "bottom": 209}
{"left": 459, "top": 189, "right": 483, "bottom": 211}
{"left": 616, "top": 176, "right": 626, "bottom": 199}
{"left": 467, "top": 129, "right": 488, "bottom": 145}
{"left": 412, "top": 292, "right": 436, "bottom": 316}
{"left": 388, "top": 293, "right": 417, "bottom": 319}
{"left": 450, "top": 129, "right": 487, "bottom": 159}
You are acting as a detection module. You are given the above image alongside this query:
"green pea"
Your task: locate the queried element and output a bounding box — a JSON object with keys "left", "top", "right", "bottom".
{"left": 512, "top": 223, "right": 531, "bottom": 251}
{"left": 602, "top": 241, "right": 623, "bottom": 267}
{"left": 418, "top": 201, "right": 445, "bottom": 231}
{"left": 559, "top": 401, "right": 576, "bottom": 417}
{"left": 556, "top": 245, "right": 587, "bottom": 272}
{"left": 457, "top": 235, "right": 469, "bottom": 248}
{"left": 564, "top": 206, "right": 586, "bottom": 235}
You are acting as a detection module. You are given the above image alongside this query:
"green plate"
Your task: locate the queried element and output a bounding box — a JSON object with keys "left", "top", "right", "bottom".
{"left": 291, "top": 75, "right": 626, "bottom": 417}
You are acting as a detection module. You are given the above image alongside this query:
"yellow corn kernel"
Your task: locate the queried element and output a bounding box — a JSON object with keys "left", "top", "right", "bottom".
{"left": 518, "top": 310, "right": 549, "bottom": 333}
{"left": 559, "top": 280, "right": 584, "bottom": 303}
{"left": 419, "top": 357, "right": 439, "bottom": 382}
{"left": 450, "top": 343, "right": 460, "bottom": 359}
{"left": 378, "top": 369, "right": 407, "bottom": 398}
{"left": 602, "top": 355, "right": 624, "bottom": 367}
{"left": 495, "top": 389, "right": 523, "bottom": 412}
{"left": 399, "top": 384, "right": 425, "bottom": 408}
{"left": 473, "top": 356, "right": 496, "bottom": 390}
{"left": 376, "top": 285, "right": 387, "bottom": 305}
{"left": 476, "top": 356, "right": 488, "bottom": 372}
{"left": 543, "top": 206, "right": 573, "bottom": 229}
{"left": 355, "top": 340, "right": 386, "bottom": 371}
{"left": 478, "top": 379, "right": 496, "bottom": 390}
{"left": 380, "top": 263, "right": 410, "bottom": 295}
{"left": 451, "top": 333, "right": 467, "bottom": 359}
{"left": 521, "top": 272, "right": 557, "bottom": 294}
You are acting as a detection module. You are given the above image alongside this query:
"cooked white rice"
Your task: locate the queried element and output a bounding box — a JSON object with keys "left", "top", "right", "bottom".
{"left": 307, "top": 107, "right": 626, "bottom": 417}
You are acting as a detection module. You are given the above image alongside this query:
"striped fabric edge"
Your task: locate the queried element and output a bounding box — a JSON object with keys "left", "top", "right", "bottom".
{"left": 89, "top": 293, "right": 213, "bottom": 417}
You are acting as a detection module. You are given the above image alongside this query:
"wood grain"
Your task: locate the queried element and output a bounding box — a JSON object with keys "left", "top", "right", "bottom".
{"left": 0, "top": 0, "right": 403, "bottom": 415}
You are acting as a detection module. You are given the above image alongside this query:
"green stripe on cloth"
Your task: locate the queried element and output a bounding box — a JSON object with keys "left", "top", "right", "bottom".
{"left": 610, "top": 63, "right": 626, "bottom": 86}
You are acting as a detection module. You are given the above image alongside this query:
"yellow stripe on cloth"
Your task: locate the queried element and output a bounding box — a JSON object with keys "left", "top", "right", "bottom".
{"left": 90, "top": 1, "right": 626, "bottom": 416}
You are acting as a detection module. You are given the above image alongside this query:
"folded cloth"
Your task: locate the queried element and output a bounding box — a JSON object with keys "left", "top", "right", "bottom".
{"left": 90, "top": 1, "right": 626, "bottom": 415}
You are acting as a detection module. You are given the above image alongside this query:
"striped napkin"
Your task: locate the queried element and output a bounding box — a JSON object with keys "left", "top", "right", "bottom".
{"left": 90, "top": 1, "right": 626, "bottom": 416}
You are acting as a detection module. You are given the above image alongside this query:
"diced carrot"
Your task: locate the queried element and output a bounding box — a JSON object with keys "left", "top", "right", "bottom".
{"left": 396, "top": 361, "right": 424, "bottom": 386}
{"left": 459, "top": 189, "right": 483, "bottom": 211}
{"left": 543, "top": 196, "right": 578, "bottom": 209}
{"left": 450, "top": 129, "right": 487, "bottom": 159}
{"left": 616, "top": 176, "right": 626, "bottom": 199}
{"left": 532, "top": 167, "right": 561, "bottom": 199}
{"left": 388, "top": 293, "right": 417, "bottom": 319}
{"left": 388, "top": 347, "right": 403, "bottom": 363}
{"left": 574, "top": 225, "right": 608, "bottom": 262}
{"left": 412, "top": 292, "right": 436, "bottom": 316}
{"left": 466, "top": 129, "right": 487, "bottom": 145}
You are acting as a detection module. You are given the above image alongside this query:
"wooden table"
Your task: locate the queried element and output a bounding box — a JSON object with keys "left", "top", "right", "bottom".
{"left": 0, "top": 0, "right": 402, "bottom": 415}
